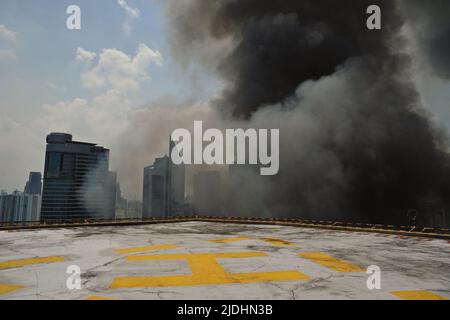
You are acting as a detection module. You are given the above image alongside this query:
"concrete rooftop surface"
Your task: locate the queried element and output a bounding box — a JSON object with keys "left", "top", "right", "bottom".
{"left": 0, "top": 221, "right": 449, "bottom": 300}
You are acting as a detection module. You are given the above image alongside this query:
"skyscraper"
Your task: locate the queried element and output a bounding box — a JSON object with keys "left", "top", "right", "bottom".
{"left": 142, "top": 142, "right": 185, "bottom": 218}
{"left": 143, "top": 156, "right": 168, "bottom": 217}
{"left": 40, "top": 133, "right": 116, "bottom": 221}
{"left": 24, "top": 172, "right": 42, "bottom": 195}
{"left": 0, "top": 191, "right": 15, "bottom": 222}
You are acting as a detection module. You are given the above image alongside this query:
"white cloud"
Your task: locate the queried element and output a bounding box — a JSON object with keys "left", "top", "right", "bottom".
{"left": 0, "top": 24, "right": 16, "bottom": 42}
{"left": 0, "top": 41, "right": 162, "bottom": 191}
{"left": 117, "top": 0, "right": 140, "bottom": 18}
{"left": 42, "top": 43, "right": 164, "bottom": 152}
{"left": 0, "top": 49, "right": 16, "bottom": 60}
{"left": 117, "top": 0, "right": 140, "bottom": 34}
{"left": 45, "top": 81, "right": 57, "bottom": 90}
{"left": 0, "top": 25, "right": 17, "bottom": 60}
{"left": 80, "top": 44, "right": 163, "bottom": 92}
{"left": 41, "top": 90, "right": 131, "bottom": 146}
{"left": 76, "top": 47, "right": 97, "bottom": 63}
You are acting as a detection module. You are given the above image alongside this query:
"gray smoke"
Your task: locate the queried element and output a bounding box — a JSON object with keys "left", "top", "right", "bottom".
{"left": 168, "top": 0, "right": 407, "bottom": 118}
{"left": 401, "top": 0, "right": 450, "bottom": 79}
{"left": 112, "top": 99, "right": 225, "bottom": 199}
{"left": 113, "top": 1, "right": 450, "bottom": 226}
{"left": 160, "top": 0, "right": 450, "bottom": 225}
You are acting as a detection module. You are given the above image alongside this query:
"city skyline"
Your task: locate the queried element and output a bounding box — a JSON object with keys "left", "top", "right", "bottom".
{"left": 1, "top": 1, "right": 450, "bottom": 202}
{"left": 0, "top": 130, "right": 211, "bottom": 222}
{"left": 1, "top": 1, "right": 450, "bottom": 227}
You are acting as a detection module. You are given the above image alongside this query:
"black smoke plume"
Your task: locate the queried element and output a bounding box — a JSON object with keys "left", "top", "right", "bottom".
{"left": 163, "top": 0, "right": 450, "bottom": 226}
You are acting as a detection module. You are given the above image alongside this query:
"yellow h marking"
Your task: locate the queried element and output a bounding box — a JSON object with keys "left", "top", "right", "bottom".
{"left": 0, "top": 256, "right": 64, "bottom": 270}
{"left": 111, "top": 252, "right": 309, "bottom": 288}
{"left": 391, "top": 290, "right": 447, "bottom": 300}
{"left": 114, "top": 244, "right": 178, "bottom": 254}
{"left": 210, "top": 237, "right": 294, "bottom": 246}
{"left": 299, "top": 252, "right": 364, "bottom": 272}
{"left": 209, "top": 237, "right": 251, "bottom": 243}
{"left": 86, "top": 296, "right": 116, "bottom": 300}
{"left": 260, "top": 238, "right": 294, "bottom": 246}
{"left": 0, "top": 284, "right": 24, "bottom": 295}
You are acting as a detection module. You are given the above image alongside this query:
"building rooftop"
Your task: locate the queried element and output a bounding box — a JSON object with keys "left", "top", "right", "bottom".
{"left": 46, "top": 133, "right": 98, "bottom": 147}
{"left": 0, "top": 221, "right": 449, "bottom": 300}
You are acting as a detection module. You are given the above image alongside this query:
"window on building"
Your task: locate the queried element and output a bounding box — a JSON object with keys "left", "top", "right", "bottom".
{"left": 46, "top": 152, "right": 61, "bottom": 178}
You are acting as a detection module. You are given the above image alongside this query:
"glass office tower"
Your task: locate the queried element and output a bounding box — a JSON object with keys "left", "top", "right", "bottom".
{"left": 40, "top": 133, "right": 116, "bottom": 221}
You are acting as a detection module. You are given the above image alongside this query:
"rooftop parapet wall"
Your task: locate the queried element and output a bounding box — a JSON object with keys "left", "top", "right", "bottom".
{"left": 0, "top": 216, "right": 449, "bottom": 240}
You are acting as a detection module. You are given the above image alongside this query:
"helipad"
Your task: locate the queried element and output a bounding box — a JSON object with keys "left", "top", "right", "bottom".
{"left": 0, "top": 222, "right": 448, "bottom": 300}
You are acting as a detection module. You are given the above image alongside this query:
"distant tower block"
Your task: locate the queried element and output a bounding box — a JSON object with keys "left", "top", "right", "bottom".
{"left": 142, "top": 140, "right": 185, "bottom": 218}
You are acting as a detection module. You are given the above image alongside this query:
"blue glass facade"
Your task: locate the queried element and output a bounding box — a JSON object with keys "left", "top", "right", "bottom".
{"left": 40, "top": 133, "right": 116, "bottom": 221}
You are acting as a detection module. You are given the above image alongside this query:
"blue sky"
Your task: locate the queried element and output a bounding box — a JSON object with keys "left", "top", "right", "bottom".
{"left": 0, "top": 0, "right": 222, "bottom": 193}
{"left": 0, "top": 0, "right": 218, "bottom": 106}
